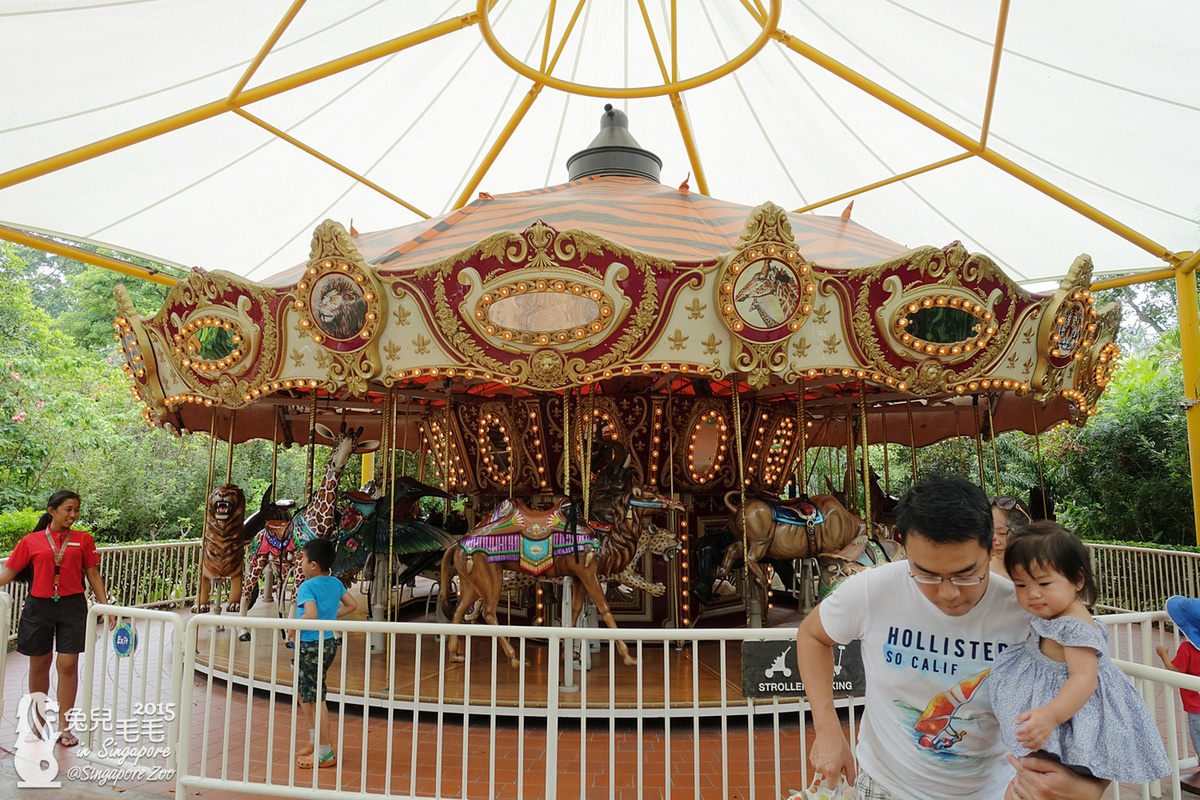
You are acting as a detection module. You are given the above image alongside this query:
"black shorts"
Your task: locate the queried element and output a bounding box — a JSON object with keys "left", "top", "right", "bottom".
{"left": 17, "top": 594, "right": 88, "bottom": 656}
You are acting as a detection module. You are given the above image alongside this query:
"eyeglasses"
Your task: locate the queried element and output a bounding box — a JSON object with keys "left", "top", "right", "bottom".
{"left": 909, "top": 571, "right": 988, "bottom": 586}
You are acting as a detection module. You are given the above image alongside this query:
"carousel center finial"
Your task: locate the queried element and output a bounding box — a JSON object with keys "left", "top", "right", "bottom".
{"left": 566, "top": 103, "right": 662, "bottom": 183}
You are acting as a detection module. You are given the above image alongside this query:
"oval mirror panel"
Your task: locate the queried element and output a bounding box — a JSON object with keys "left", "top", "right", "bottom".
{"left": 902, "top": 306, "right": 980, "bottom": 344}
{"left": 688, "top": 411, "right": 728, "bottom": 482}
{"left": 488, "top": 293, "right": 600, "bottom": 333}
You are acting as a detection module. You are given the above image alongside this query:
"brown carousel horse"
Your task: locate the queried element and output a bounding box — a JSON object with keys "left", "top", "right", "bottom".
{"left": 439, "top": 446, "right": 682, "bottom": 668}
{"left": 716, "top": 491, "right": 865, "bottom": 607}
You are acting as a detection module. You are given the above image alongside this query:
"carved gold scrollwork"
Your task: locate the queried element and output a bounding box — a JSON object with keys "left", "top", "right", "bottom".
{"left": 413, "top": 224, "right": 671, "bottom": 389}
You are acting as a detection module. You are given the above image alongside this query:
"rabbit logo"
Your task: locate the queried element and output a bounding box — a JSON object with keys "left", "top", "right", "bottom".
{"left": 14, "top": 691, "right": 61, "bottom": 787}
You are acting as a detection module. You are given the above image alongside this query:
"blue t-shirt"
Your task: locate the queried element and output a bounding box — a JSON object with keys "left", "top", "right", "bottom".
{"left": 294, "top": 575, "right": 346, "bottom": 642}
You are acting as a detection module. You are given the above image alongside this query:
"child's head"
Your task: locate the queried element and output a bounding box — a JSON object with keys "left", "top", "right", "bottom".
{"left": 1004, "top": 521, "right": 1098, "bottom": 608}
{"left": 301, "top": 538, "right": 336, "bottom": 575}
{"left": 1166, "top": 596, "right": 1200, "bottom": 644}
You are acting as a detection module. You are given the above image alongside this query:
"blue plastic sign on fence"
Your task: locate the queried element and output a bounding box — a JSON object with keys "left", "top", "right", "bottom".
{"left": 112, "top": 621, "right": 137, "bottom": 658}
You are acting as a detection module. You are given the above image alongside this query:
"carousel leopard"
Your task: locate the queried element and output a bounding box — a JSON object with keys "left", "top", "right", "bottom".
{"left": 193, "top": 483, "right": 247, "bottom": 613}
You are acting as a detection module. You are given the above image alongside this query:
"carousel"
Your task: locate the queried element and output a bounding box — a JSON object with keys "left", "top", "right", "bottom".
{"left": 110, "top": 108, "right": 1121, "bottom": 711}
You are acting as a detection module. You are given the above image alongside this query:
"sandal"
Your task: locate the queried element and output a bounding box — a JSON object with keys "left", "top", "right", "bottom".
{"left": 297, "top": 751, "right": 337, "bottom": 769}
{"left": 57, "top": 731, "right": 79, "bottom": 748}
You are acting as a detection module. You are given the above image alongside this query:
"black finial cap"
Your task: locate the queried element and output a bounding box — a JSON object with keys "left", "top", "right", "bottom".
{"left": 566, "top": 105, "right": 662, "bottom": 182}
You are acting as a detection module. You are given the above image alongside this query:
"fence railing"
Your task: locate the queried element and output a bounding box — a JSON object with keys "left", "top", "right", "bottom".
{"left": 1086, "top": 542, "right": 1200, "bottom": 613}
{"left": 2, "top": 539, "right": 200, "bottom": 644}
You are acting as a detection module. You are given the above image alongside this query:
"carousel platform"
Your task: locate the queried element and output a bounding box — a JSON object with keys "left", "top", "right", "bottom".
{"left": 190, "top": 581, "right": 813, "bottom": 721}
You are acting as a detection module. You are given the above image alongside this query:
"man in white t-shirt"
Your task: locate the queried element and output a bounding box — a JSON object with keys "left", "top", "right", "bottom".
{"left": 797, "top": 475, "right": 1108, "bottom": 800}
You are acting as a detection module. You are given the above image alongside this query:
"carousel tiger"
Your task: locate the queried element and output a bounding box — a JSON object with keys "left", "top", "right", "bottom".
{"left": 193, "top": 483, "right": 247, "bottom": 613}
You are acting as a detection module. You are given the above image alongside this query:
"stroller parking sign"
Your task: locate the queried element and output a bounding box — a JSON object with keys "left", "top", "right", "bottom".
{"left": 741, "top": 639, "right": 865, "bottom": 698}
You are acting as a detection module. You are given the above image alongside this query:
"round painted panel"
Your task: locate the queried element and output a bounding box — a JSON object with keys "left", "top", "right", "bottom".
{"left": 311, "top": 273, "right": 368, "bottom": 341}
{"left": 732, "top": 258, "right": 802, "bottom": 332}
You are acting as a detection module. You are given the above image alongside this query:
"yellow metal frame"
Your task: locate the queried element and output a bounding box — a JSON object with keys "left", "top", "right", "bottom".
{"left": 0, "top": 223, "right": 177, "bottom": 287}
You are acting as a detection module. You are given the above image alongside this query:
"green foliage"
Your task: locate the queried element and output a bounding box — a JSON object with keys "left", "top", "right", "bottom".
{"left": 1052, "top": 354, "right": 1192, "bottom": 545}
{"left": 0, "top": 507, "right": 42, "bottom": 552}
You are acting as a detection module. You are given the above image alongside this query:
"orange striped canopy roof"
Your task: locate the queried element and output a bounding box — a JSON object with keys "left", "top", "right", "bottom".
{"left": 267, "top": 175, "right": 905, "bottom": 284}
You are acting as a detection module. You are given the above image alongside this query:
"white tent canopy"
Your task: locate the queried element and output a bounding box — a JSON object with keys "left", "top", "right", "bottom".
{"left": 1, "top": 0, "right": 1196, "bottom": 285}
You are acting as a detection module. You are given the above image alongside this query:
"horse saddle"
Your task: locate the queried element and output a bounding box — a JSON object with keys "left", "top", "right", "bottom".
{"left": 461, "top": 498, "right": 597, "bottom": 574}
{"left": 261, "top": 519, "right": 294, "bottom": 554}
{"left": 764, "top": 497, "right": 823, "bottom": 528}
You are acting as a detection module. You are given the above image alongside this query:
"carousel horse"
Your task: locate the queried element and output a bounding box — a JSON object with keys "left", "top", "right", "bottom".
{"left": 462, "top": 518, "right": 682, "bottom": 623}
{"left": 192, "top": 483, "right": 247, "bottom": 613}
{"left": 824, "top": 466, "right": 900, "bottom": 529}
{"left": 716, "top": 491, "right": 864, "bottom": 609}
{"left": 813, "top": 531, "right": 904, "bottom": 600}
{"left": 234, "top": 484, "right": 295, "bottom": 606}
{"left": 439, "top": 444, "right": 682, "bottom": 667}
{"left": 237, "top": 422, "right": 378, "bottom": 630}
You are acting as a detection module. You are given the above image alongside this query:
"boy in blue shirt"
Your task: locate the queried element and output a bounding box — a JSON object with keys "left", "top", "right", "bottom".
{"left": 287, "top": 538, "right": 357, "bottom": 769}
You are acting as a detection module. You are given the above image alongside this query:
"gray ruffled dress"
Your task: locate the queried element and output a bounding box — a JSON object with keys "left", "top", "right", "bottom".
{"left": 991, "top": 616, "right": 1170, "bottom": 782}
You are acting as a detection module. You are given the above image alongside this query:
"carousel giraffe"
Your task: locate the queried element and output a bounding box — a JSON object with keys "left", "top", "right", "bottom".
{"left": 736, "top": 259, "right": 800, "bottom": 327}
{"left": 237, "top": 422, "right": 378, "bottom": 630}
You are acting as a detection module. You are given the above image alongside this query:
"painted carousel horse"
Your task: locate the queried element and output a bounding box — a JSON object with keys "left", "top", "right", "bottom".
{"left": 237, "top": 422, "right": 378, "bottom": 631}
{"left": 813, "top": 532, "right": 904, "bottom": 600}
{"left": 192, "top": 483, "right": 246, "bottom": 613}
{"left": 440, "top": 484, "right": 683, "bottom": 668}
{"left": 464, "top": 517, "right": 682, "bottom": 622}
{"left": 236, "top": 484, "right": 296, "bottom": 605}
{"left": 716, "top": 491, "right": 864, "bottom": 609}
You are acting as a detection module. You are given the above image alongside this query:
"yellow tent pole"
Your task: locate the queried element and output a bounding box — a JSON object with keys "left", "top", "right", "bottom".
{"left": 628, "top": 0, "right": 709, "bottom": 195}
{"left": 453, "top": 86, "right": 543, "bottom": 210}
{"left": 0, "top": 223, "right": 177, "bottom": 287}
{"left": 0, "top": 13, "right": 481, "bottom": 192}
{"left": 1179, "top": 250, "right": 1200, "bottom": 276}
{"left": 1176, "top": 268, "right": 1200, "bottom": 545}
{"left": 977, "top": 0, "right": 1012, "bottom": 149}
{"left": 767, "top": 29, "right": 1178, "bottom": 266}
{"left": 795, "top": 153, "right": 972, "bottom": 214}
{"left": 227, "top": 0, "right": 308, "bottom": 102}
{"left": 234, "top": 110, "right": 431, "bottom": 218}
{"left": 1091, "top": 267, "right": 1180, "bottom": 292}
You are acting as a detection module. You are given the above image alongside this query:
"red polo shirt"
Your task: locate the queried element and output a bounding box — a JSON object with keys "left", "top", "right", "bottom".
{"left": 1173, "top": 641, "right": 1200, "bottom": 713}
{"left": 4, "top": 528, "right": 100, "bottom": 599}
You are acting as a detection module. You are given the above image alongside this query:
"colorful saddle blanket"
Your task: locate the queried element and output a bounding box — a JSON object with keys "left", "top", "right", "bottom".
{"left": 767, "top": 498, "right": 823, "bottom": 527}
{"left": 460, "top": 499, "right": 601, "bottom": 575}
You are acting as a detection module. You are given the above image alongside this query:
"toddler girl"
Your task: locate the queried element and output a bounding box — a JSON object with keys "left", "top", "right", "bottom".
{"left": 991, "top": 521, "right": 1169, "bottom": 782}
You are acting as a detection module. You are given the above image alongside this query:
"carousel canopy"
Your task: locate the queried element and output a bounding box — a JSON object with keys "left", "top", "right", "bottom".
{"left": 1, "top": 2, "right": 1197, "bottom": 285}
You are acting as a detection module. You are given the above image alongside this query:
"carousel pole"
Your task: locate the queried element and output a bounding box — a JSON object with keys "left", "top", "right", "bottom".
{"left": 398, "top": 391, "right": 412, "bottom": 626}
{"left": 202, "top": 410, "right": 217, "bottom": 603}
{"left": 988, "top": 397, "right": 1001, "bottom": 495}
{"left": 305, "top": 391, "right": 318, "bottom": 505}
{"left": 270, "top": 410, "right": 279, "bottom": 503}
{"left": 668, "top": 380, "right": 684, "bottom": 629}
{"left": 881, "top": 406, "right": 891, "bottom": 496}
{"left": 1032, "top": 403, "right": 1047, "bottom": 516}
{"left": 558, "top": 388, "right": 575, "bottom": 689}
{"left": 846, "top": 403, "right": 857, "bottom": 513}
{"left": 859, "top": 381, "right": 871, "bottom": 528}
{"left": 906, "top": 399, "right": 918, "bottom": 482}
{"left": 370, "top": 389, "right": 394, "bottom": 654}
{"left": 730, "top": 375, "right": 757, "bottom": 627}
{"left": 973, "top": 395, "right": 986, "bottom": 487}
{"left": 225, "top": 410, "right": 236, "bottom": 484}
{"left": 797, "top": 380, "right": 807, "bottom": 496}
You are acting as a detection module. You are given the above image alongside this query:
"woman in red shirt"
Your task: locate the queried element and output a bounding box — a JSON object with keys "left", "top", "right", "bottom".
{"left": 0, "top": 490, "right": 114, "bottom": 747}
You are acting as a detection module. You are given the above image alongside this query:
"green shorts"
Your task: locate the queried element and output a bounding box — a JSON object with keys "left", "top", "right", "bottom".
{"left": 297, "top": 638, "right": 338, "bottom": 703}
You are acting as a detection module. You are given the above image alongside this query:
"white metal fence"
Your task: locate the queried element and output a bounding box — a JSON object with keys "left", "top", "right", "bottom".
{"left": 1, "top": 539, "right": 200, "bottom": 644}
{"left": 1087, "top": 542, "right": 1200, "bottom": 613}
{"left": 53, "top": 607, "right": 1196, "bottom": 800}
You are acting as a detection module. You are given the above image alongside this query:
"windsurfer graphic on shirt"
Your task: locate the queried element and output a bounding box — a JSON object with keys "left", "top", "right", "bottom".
{"left": 904, "top": 669, "right": 991, "bottom": 752}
